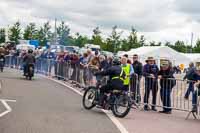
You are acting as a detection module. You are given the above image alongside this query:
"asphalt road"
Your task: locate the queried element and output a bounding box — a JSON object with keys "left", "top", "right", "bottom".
{"left": 0, "top": 69, "right": 120, "bottom": 133}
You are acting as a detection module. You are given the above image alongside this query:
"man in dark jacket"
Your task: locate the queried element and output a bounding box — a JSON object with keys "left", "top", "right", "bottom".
{"left": 43, "top": 48, "right": 55, "bottom": 76}
{"left": 158, "top": 59, "right": 175, "bottom": 114}
{"left": 95, "top": 58, "right": 126, "bottom": 106}
{"left": 131, "top": 54, "right": 143, "bottom": 103}
{"left": 191, "top": 66, "right": 200, "bottom": 112}
{"left": 143, "top": 57, "right": 159, "bottom": 111}
{"left": 183, "top": 62, "right": 196, "bottom": 99}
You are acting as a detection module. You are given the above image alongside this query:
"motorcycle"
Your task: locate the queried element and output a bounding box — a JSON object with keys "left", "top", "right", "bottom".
{"left": 82, "top": 78, "right": 132, "bottom": 118}
{"left": 25, "top": 64, "right": 34, "bottom": 80}
{"left": 0, "top": 58, "right": 5, "bottom": 72}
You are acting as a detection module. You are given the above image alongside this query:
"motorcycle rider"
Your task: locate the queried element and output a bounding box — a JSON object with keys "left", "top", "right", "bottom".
{"left": 23, "top": 49, "right": 36, "bottom": 76}
{"left": 0, "top": 52, "right": 5, "bottom": 72}
{"left": 95, "top": 58, "right": 126, "bottom": 107}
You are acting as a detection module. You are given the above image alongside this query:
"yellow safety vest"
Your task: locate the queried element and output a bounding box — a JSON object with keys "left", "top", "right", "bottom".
{"left": 122, "top": 64, "right": 131, "bottom": 85}
{"left": 112, "top": 69, "right": 124, "bottom": 81}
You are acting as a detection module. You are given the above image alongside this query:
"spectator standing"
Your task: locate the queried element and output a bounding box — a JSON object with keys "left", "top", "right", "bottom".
{"left": 70, "top": 53, "right": 79, "bottom": 81}
{"left": 57, "top": 51, "right": 65, "bottom": 80}
{"left": 143, "top": 57, "right": 159, "bottom": 111}
{"left": 131, "top": 54, "right": 143, "bottom": 103}
{"left": 43, "top": 48, "right": 55, "bottom": 76}
{"left": 121, "top": 56, "right": 134, "bottom": 91}
{"left": 80, "top": 53, "right": 89, "bottom": 87}
{"left": 158, "top": 59, "right": 175, "bottom": 114}
{"left": 88, "top": 56, "right": 100, "bottom": 85}
{"left": 183, "top": 62, "right": 196, "bottom": 100}
{"left": 191, "top": 65, "right": 200, "bottom": 112}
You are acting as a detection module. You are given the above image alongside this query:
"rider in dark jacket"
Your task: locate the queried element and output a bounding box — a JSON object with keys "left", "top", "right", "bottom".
{"left": 23, "top": 49, "right": 36, "bottom": 76}
{"left": 95, "top": 58, "right": 126, "bottom": 106}
{"left": 0, "top": 53, "right": 5, "bottom": 71}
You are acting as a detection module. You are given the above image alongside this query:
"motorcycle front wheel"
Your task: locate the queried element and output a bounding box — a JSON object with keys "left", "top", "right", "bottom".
{"left": 82, "top": 87, "right": 97, "bottom": 110}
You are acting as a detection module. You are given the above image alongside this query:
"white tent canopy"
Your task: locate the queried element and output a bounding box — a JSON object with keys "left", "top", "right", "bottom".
{"left": 182, "top": 53, "right": 200, "bottom": 62}
{"left": 123, "top": 46, "right": 191, "bottom": 67}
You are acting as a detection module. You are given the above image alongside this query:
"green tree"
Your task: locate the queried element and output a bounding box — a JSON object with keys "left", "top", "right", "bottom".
{"left": 150, "top": 41, "right": 162, "bottom": 46}
{"left": 164, "top": 41, "right": 172, "bottom": 47}
{"left": 23, "top": 23, "right": 37, "bottom": 40}
{"left": 91, "top": 27, "right": 105, "bottom": 50}
{"left": 150, "top": 41, "right": 156, "bottom": 46}
{"left": 106, "top": 26, "right": 122, "bottom": 53}
{"left": 35, "top": 22, "right": 52, "bottom": 46}
{"left": 57, "top": 21, "right": 71, "bottom": 45}
{"left": 193, "top": 39, "right": 200, "bottom": 53}
{"left": 127, "top": 27, "right": 140, "bottom": 48}
{"left": 8, "top": 21, "right": 21, "bottom": 44}
{"left": 139, "top": 35, "right": 145, "bottom": 46}
{"left": 121, "top": 28, "right": 145, "bottom": 51}
{"left": 72, "top": 32, "right": 90, "bottom": 47}
{"left": 120, "top": 39, "right": 129, "bottom": 51}
{"left": 174, "top": 40, "right": 187, "bottom": 53}
{"left": 0, "top": 28, "right": 5, "bottom": 43}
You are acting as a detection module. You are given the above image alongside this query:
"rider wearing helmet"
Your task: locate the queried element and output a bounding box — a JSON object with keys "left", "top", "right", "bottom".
{"left": 95, "top": 58, "right": 126, "bottom": 106}
{"left": 23, "top": 49, "right": 36, "bottom": 76}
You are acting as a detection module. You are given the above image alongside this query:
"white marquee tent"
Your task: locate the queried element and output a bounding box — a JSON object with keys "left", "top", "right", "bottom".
{"left": 119, "top": 46, "right": 192, "bottom": 67}
{"left": 182, "top": 53, "right": 200, "bottom": 62}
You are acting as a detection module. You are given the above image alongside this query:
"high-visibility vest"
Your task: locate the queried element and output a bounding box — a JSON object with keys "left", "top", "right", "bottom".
{"left": 122, "top": 64, "right": 131, "bottom": 85}
{"left": 112, "top": 69, "right": 124, "bottom": 81}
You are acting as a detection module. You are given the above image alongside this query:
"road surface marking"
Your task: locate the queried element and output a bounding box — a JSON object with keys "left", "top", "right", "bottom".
{"left": 0, "top": 99, "right": 16, "bottom": 118}
{"left": 41, "top": 75, "right": 129, "bottom": 133}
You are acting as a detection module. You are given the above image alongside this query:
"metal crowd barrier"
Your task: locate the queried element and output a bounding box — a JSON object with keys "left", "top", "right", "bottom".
{"left": 131, "top": 75, "right": 200, "bottom": 117}
{"left": 4, "top": 56, "right": 200, "bottom": 118}
{"left": 5, "top": 55, "right": 23, "bottom": 69}
{"left": 135, "top": 76, "right": 192, "bottom": 111}
{"left": 34, "top": 58, "right": 96, "bottom": 88}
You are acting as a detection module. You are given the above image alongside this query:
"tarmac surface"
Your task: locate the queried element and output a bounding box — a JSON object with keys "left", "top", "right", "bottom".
{"left": 0, "top": 68, "right": 199, "bottom": 133}
{"left": 0, "top": 69, "right": 120, "bottom": 133}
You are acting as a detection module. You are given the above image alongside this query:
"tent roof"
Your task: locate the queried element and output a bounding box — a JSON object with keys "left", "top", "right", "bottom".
{"left": 126, "top": 46, "right": 191, "bottom": 66}
{"left": 181, "top": 53, "right": 200, "bottom": 61}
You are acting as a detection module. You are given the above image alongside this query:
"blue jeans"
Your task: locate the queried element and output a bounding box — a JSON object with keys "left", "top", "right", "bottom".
{"left": 184, "top": 82, "right": 194, "bottom": 99}
{"left": 160, "top": 88, "right": 172, "bottom": 112}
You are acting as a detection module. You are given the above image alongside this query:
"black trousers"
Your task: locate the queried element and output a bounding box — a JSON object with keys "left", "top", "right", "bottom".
{"left": 144, "top": 81, "right": 158, "bottom": 108}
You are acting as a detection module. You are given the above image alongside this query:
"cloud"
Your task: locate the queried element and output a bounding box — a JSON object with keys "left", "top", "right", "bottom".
{"left": 0, "top": 0, "right": 200, "bottom": 43}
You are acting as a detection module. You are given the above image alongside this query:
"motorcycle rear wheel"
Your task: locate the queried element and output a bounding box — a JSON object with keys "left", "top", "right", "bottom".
{"left": 111, "top": 94, "right": 131, "bottom": 118}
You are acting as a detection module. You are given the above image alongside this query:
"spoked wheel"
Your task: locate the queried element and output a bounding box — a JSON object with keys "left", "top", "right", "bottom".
{"left": 112, "top": 94, "right": 131, "bottom": 118}
{"left": 82, "top": 87, "right": 97, "bottom": 110}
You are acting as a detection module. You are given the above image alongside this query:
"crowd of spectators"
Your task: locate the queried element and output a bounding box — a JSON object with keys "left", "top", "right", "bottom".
{"left": 1, "top": 45, "right": 200, "bottom": 114}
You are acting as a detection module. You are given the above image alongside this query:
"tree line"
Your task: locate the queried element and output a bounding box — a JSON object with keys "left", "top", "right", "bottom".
{"left": 0, "top": 21, "right": 200, "bottom": 53}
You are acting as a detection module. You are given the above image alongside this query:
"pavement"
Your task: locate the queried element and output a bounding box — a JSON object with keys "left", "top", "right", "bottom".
{"left": 0, "top": 68, "right": 200, "bottom": 133}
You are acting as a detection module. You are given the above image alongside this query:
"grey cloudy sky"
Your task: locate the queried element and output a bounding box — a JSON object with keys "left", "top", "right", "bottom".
{"left": 0, "top": 0, "right": 200, "bottom": 43}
